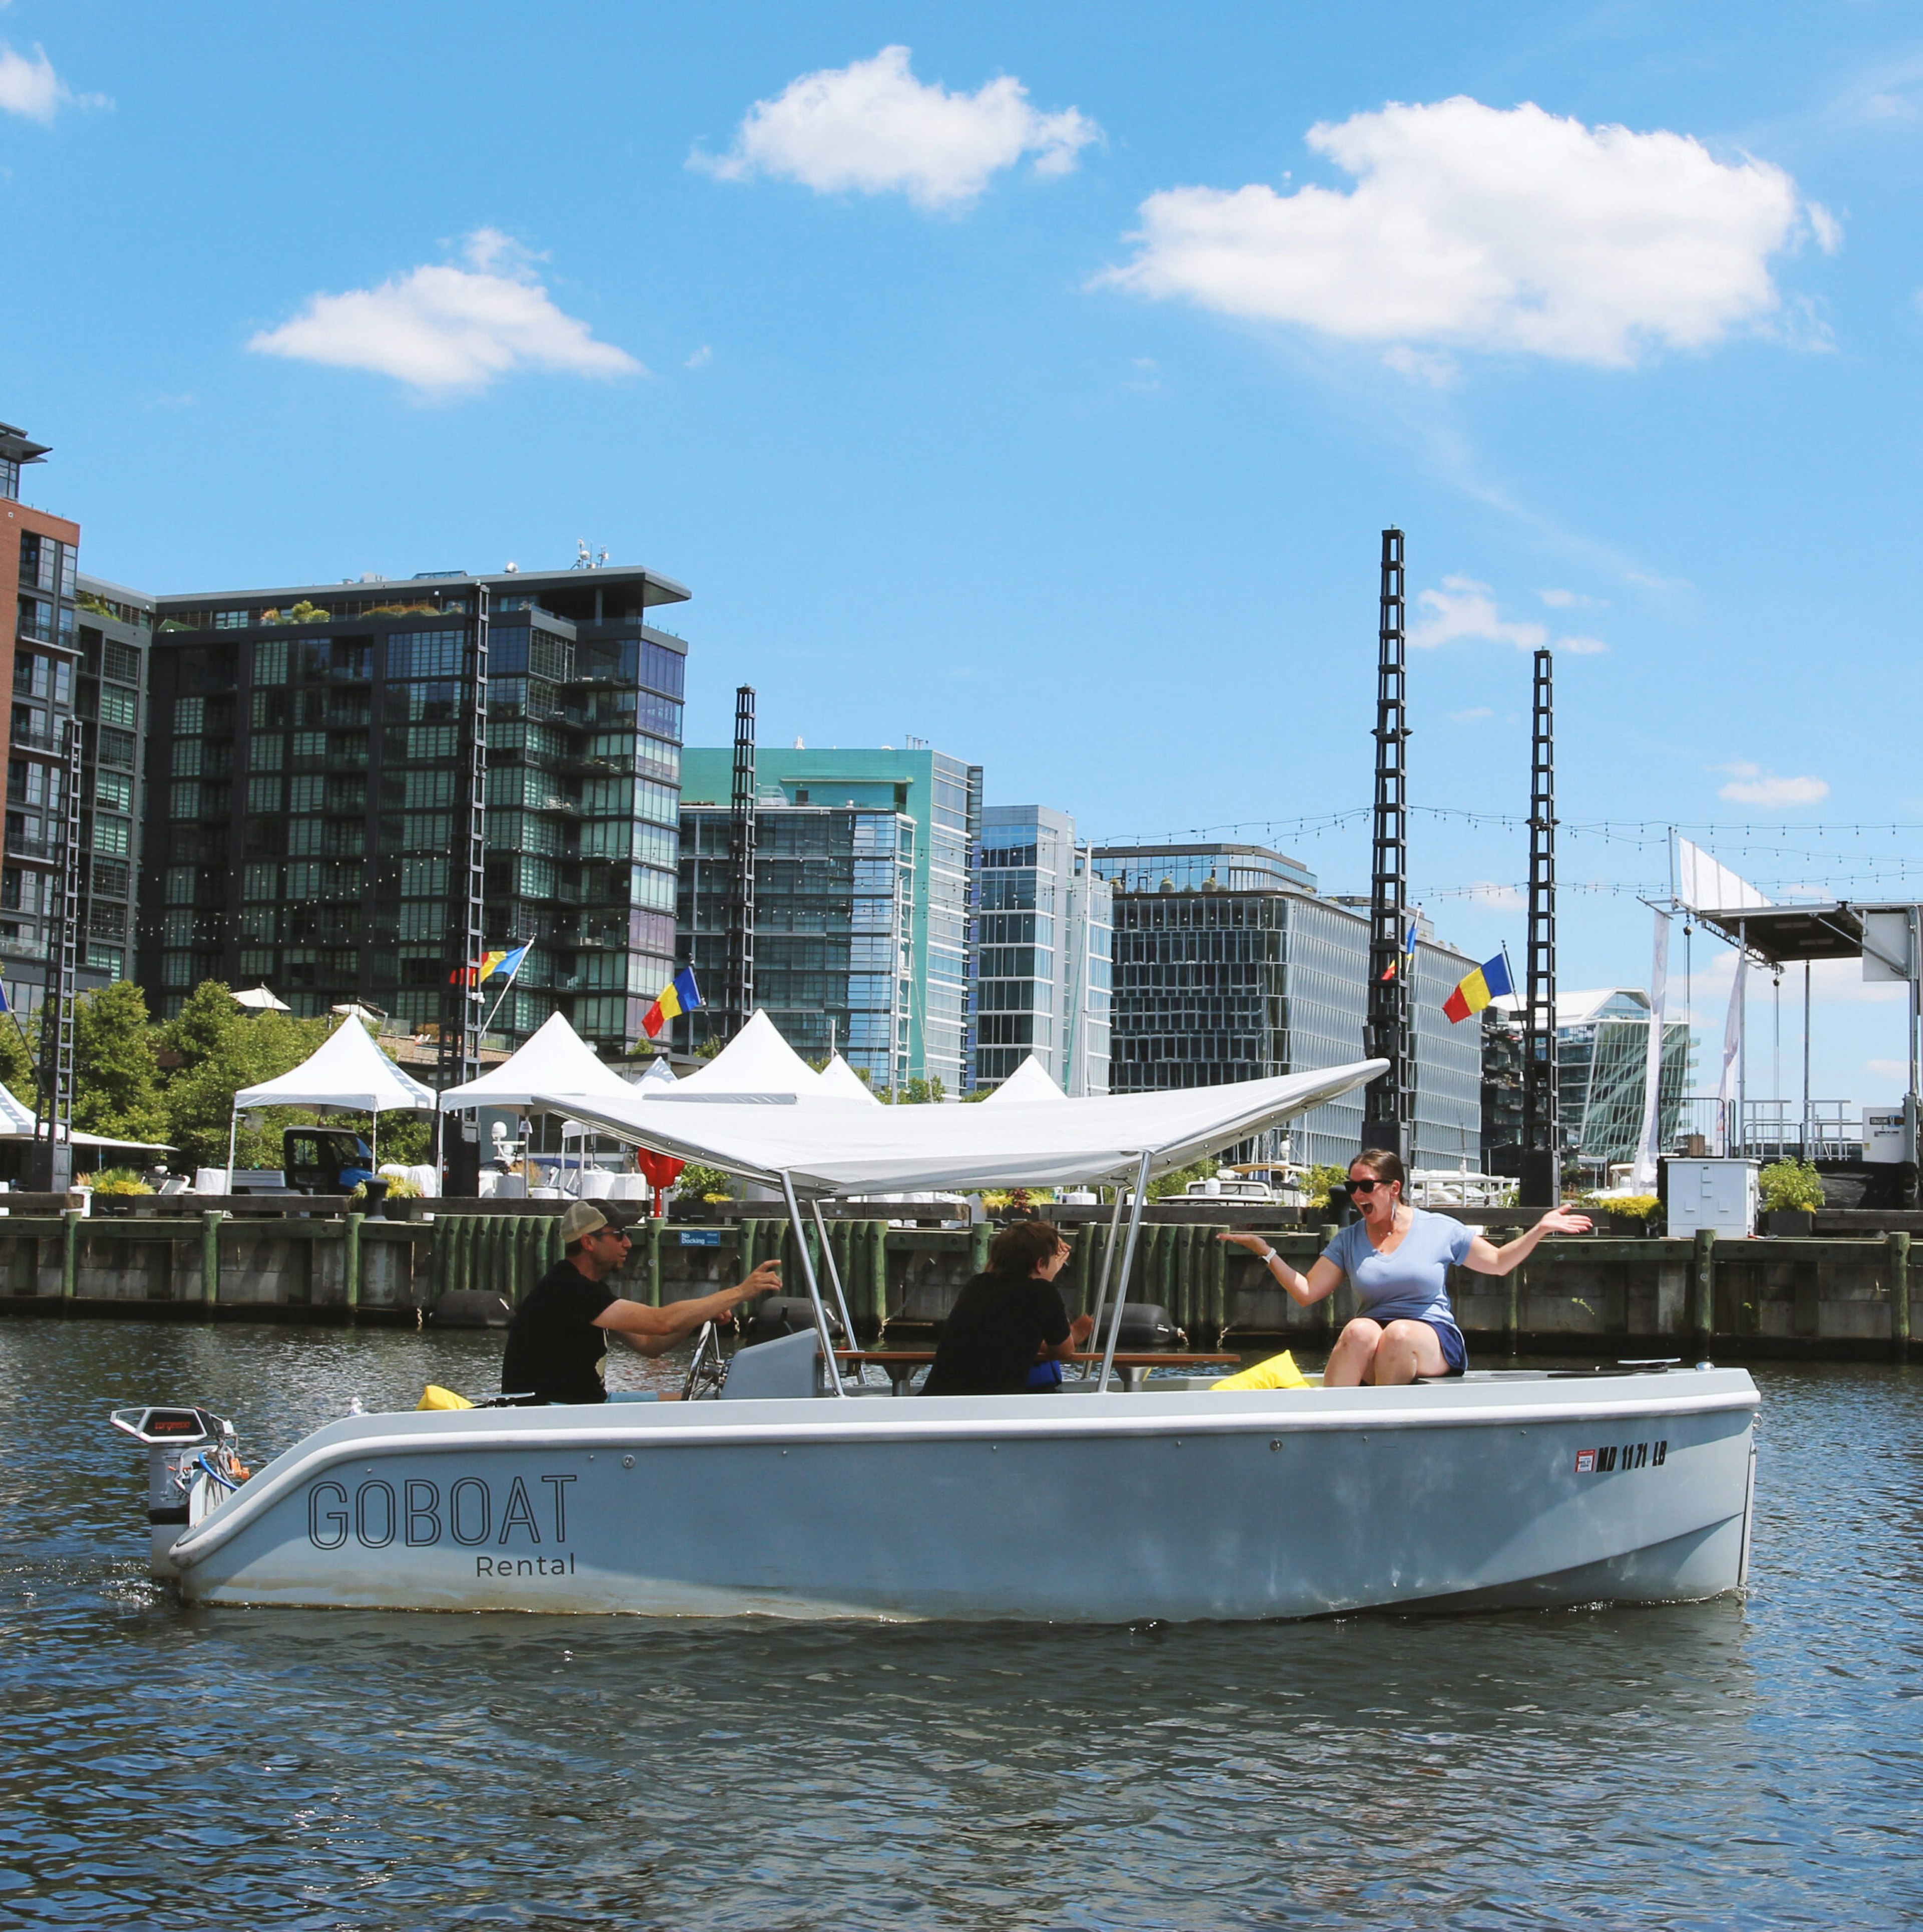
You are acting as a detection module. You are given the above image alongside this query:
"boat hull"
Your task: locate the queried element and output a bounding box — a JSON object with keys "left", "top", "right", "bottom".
{"left": 162, "top": 1370, "right": 1759, "bottom": 1622}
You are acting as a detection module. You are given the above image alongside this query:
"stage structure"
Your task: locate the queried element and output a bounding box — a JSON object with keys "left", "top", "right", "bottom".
{"left": 1519, "top": 647, "right": 1559, "bottom": 1207}
{"left": 723, "top": 684, "right": 758, "bottom": 1046}
{"left": 438, "top": 584, "right": 490, "bottom": 1198}
{"left": 31, "top": 717, "right": 83, "bottom": 1192}
{"left": 1363, "top": 528, "right": 1413, "bottom": 1166}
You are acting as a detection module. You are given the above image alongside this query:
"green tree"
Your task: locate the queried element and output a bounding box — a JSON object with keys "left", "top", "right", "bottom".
{"left": 0, "top": 1007, "right": 36, "bottom": 1113}
{"left": 876, "top": 1075, "right": 945, "bottom": 1105}
{"left": 71, "top": 980, "right": 168, "bottom": 1144}
{"left": 157, "top": 981, "right": 330, "bottom": 1170}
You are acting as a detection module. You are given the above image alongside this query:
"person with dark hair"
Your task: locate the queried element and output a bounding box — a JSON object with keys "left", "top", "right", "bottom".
{"left": 1219, "top": 1148, "right": 1590, "bottom": 1386}
{"left": 502, "top": 1200, "right": 782, "bottom": 1404}
{"left": 920, "top": 1219, "right": 1096, "bottom": 1397}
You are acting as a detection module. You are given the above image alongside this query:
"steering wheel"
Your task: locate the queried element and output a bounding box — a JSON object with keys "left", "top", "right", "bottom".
{"left": 679, "top": 1320, "right": 730, "bottom": 1402}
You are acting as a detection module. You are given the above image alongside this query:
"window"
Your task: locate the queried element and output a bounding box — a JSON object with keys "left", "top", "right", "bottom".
{"left": 97, "top": 727, "right": 135, "bottom": 770}
{"left": 172, "top": 741, "right": 202, "bottom": 777}
{"left": 385, "top": 630, "right": 468, "bottom": 679}
{"left": 162, "top": 951, "right": 193, "bottom": 988}
{"left": 402, "top": 857, "right": 448, "bottom": 897}
{"left": 175, "top": 696, "right": 204, "bottom": 734}
{"left": 253, "top": 639, "right": 287, "bottom": 685}
{"left": 169, "top": 782, "right": 201, "bottom": 819}
{"left": 90, "top": 859, "right": 130, "bottom": 899}
{"left": 103, "top": 640, "right": 139, "bottom": 685}
{"left": 163, "top": 867, "right": 194, "bottom": 905}
{"left": 91, "top": 816, "right": 130, "bottom": 856}
{"left": 87, "top": 944, "right": 124, "bottom": 976}
{"left": 242, "top": 864, "right": 277, "bottom": 901}
{"left": 249, "top": 734, "right": 284, "bottom": 773}
{"left": 288, "top": 775, "right": 324, "bottom": 813}
{"left": 405, "top": 769, "right": 456, "bottom": 809}
{"left": 287, "top": 820, "right": 322, "bottom": 857}
{"left": 97, "top": 687, "right": 136, "bottom": 729}
{"left": 246, "top": 776, "right": 281, "bottom": 814}
{"left": 94, "top": 771, "right": 132, "bottom": 812}
{"left": 399, "top": 901, "right": 445, "bottom": 941}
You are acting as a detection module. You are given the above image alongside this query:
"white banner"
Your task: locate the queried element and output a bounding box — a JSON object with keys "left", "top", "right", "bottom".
{"left": 1715, "top": 952, "right": 1746, "bottom": 1155}
{"left": 1630, "top": 908, "right": 1670, "bottom": 1190}
{"left": 1675, "top": 835, "right": 1772, "bottom": 916}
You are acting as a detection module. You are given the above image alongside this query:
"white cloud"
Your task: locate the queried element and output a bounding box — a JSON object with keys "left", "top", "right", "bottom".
{"left": 693, "top": 45, "right": 1099, "bottom": 209}
{"left": 248, "top": 230, "right": 642, "bottom": 396}
{"left": 685, "top": 345, "right": 712, "bottom": 368}
{"left": 1447, "top": 705, "right": 1495, "bottom": 722}
{"left": 1411, "top": 576, "right": 1610, "bottom": 655}
{"left": 1102, "top": 96, "right": 1829, "bottom": 366}
{"left": 1714, "top": 762, "right": 1829, "bottom": 806}
{"left": 1539, "top": 588, "right": 1583, "bottom": 608}
{"left": 0, "top": 42, "right": 103, "bottom": 120}
{"left": 1465, "top": 881, "right": 1525, "bottom": 910}
{"left": 1410, "top": 576, "right": 1546, "bottom": 650}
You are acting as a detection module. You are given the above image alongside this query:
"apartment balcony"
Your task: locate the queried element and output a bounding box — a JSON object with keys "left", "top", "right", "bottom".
{"left": 4, "top": 829, "right": 59, "bottom": 863}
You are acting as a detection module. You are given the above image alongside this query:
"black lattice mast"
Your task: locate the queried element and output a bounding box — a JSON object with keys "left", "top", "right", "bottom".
{"left": 722, "top": 684, "right": 757, "bottom": 1046}
{"left": 1521, "top": 646, "right": 1558, "bottom": 1183}
{"left": 32, "top": 717, "right": 82, "bottom": 1191}
{"left": 1363, "top": 528, "right": 1412, "bottom": 1146}
{"left": 439, "top": 585, "right": 489, "bottom": 1096}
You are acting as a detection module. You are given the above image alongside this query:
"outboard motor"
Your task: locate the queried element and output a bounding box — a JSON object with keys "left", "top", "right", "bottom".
{"left": 110, "top": 1406, "right": 245, "bottom": 1579}
{"left": 1103, "top": 1303, "right": 1187, "bottom": 1350}
{"left": 742, "top": 1296, "right": 846, "bottom": 1349}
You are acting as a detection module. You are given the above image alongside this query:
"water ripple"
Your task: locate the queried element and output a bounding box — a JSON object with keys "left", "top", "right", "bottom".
{"left": 0, "top": 1328, "right": 1915, "bottom": 1928}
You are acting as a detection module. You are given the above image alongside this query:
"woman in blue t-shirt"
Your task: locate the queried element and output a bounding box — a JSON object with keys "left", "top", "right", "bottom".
{"left": 1219, "top": 1149, "right": 1590, "bottom": 1385}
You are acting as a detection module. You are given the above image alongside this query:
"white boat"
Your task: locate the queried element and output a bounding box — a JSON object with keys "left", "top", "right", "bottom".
{"left": 117, "top": 1358, "right": 1757, "bottom": 1619}
{"left": 111, "top": 1045, "right": 1760, "bottom": 1621}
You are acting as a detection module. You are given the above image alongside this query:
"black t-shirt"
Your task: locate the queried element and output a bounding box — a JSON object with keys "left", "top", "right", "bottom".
{"left": 501, "top": 1259, "right": 618, "bottom": 1404}
{"left": 920, "top": 1270, "right": 1072, "bottom": 1397}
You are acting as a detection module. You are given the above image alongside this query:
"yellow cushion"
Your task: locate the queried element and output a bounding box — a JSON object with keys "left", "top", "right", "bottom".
{"left": 1211, "top": 1350, "right": 1309, "bottom": 1392}
{"left": 417, "top": 1384, "right": 475, "bottom": 1411}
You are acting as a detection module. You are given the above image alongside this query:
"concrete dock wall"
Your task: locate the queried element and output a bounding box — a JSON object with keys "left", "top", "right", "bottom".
{"left": 0, "top": 1207, "right": 1912, "bottom": 1360}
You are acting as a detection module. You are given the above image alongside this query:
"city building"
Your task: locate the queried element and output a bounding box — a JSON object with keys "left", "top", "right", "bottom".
{"left": 137, "top": 564, "right": 689, "bottom": 1053}
{"left": 970, "top": 803, "right": 1111, "bottom": 1094}
{"left": 73, "top": 576, "right": 152, "bottom": 988}
{"left": 1091, "top": 840, "right": 1482, "bottom": 1169}
{"left": 0, "top": 423, "right": 146, "bottom": 1016}
{"left": 678, "top": 793, "right": 914, "bottom": 1089}
{"left": 1479, "top": 1006, "right": 1525, "bottom": 1169}
{"left": 1487, "top": 988, "right": 1694, "bottom": 1176}
{"left": 678, "top": 744, "right": 981, "bottom": 1091}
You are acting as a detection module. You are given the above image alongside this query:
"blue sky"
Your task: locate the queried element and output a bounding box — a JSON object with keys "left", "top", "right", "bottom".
{"left": 7, "top": 2, "right": 1921, "bottom": 1101}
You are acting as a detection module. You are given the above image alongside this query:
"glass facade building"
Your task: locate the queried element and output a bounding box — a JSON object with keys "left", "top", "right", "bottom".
{"left": 970, "top": 803, "right": 1111, "bottom": 1094}
{"left": 679, "top": 746, "right": 981, "bottom": 1091}
{"left": 1093, "top": 841, "right": 1482, "bottom": 1169}
{"left": 137, "top": 566, "right": 689, "bottom": 1052}
{"left": 678, "top": 801, "right": 915, "bottom": 1087}
{"left": 0, "top": 427, "right": 146, "bottom": 1014}
{"left": 1536, "top": 989, "right": 1695, "bottom": 1172}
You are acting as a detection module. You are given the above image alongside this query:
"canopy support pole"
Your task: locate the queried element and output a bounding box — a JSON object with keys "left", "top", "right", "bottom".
{"left": 1077, "top": 1180, "right": 1129, "bottom": 1383}
{"left": 807, "top": 1198, "right": 860, "bottom": 1370}
{"left": 779, "top": 1172, "right": 849, "bottom": 1399}
{"left": 1095, "top": 1151, "right": 1154, "bottom": 1393}
{"left": 225, "top": 1109, "right": 238, "bottom": 1194}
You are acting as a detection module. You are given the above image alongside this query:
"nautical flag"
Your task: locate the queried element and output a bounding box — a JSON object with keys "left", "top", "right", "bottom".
{"left": 449, "top": 943, "right": 531, "bottom": 989}
{"left": 640, "top": 966, "right": 703, "bottom": 1040}
{"left": 1378, "top": 918, "right": 1419, "bottom": 982}
{"left": 1442, "top": 951, "right": 1515, "bottom": 1024}
{"left": 483, "top": 942, "right": 531, "bottom": 984}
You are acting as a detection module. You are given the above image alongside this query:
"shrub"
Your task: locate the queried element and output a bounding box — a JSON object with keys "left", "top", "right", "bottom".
{"left": 1760, "top": 1159, "right": 1825, "bottom": 1213}
{"left": 1301, "top": 1164, "right": 1351, "bottom": 1210}
{"left": 676, "top": 1163, "right": 734, "bottom": 1203}
{"left": 1571, "top": 1192, "right": 1660, "bottom": 1222}
{"left": 88, "top": 1167, "right": 153, "bottom": 1196}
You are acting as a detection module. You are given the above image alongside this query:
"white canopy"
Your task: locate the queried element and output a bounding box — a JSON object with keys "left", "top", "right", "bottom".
{"left": 233, "top": 1018, "right": 436, "bottom": 1115}
{"left": 982, "top": 1055, "right": 1066, "bottom": 1104}
{"left": 672, "top": 1009, "right": 824, "bottom": 1099}
{"left": 436, "top": 1011, "right": 642, "bottom": 1114}
{"left": 533, "top": 1057, "right": 1387, "bottom": 1197}
{"left": 818, "top": 1054, "right": 882, "bottom": 1105}
{"left": 232, "top": 986, "right": 291, "bottom": 1012}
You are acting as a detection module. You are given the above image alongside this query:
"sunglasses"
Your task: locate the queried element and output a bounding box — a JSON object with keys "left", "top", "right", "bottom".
{"left": 590, "top": 1227, "right": 634, "bottom": 1243}
{"left": 1348, "top": 1178, "right": 1391, "bottom": 1195}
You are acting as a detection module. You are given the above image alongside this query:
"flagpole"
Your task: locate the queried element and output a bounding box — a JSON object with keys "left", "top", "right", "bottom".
{"left": 480, "top": 951, "right": 529, "bottom": 1036}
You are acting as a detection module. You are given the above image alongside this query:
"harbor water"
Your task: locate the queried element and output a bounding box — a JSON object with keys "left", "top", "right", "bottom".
{"left": 1, "top": 1323, "right": 1917, "bottom": 1929}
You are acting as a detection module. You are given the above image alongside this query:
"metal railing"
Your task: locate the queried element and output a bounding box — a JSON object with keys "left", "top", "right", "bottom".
{"left": 1671, "top": 1094, "right": 1863, "bottom": 1161}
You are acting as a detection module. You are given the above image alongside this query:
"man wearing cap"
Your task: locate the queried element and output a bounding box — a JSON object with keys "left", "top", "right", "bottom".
{"left": 501, "top": 1201, "right": 781, "bottom": 1404}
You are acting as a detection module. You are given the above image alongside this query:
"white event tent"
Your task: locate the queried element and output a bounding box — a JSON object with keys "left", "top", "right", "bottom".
{"left": 227, "top": 1019, "right": 436, "bottom": 1186}
{"left": 817, "top": 1053, "right": 882, "bottom": 1105}
{"left": 530, "top": 1053, "right": 1387, "bottom": 1394}
{"left": 435, "top": 1011, "right": 642, "bottom": 1115}
{"left": 982, "top": 1055, "right": 1066, "bottom": 1105}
